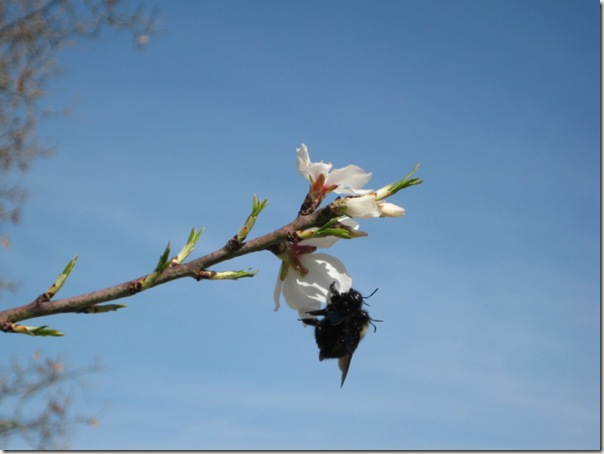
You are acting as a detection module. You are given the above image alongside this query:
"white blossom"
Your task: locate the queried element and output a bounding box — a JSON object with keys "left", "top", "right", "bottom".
{"left": 273, "top": 220, "right": 359, "bottom": 319}
{"left": 296, "top": 144, "right": 373, "bottom": 196}
{"left": 273, "top": 252, "right": 352, "bottom": 320}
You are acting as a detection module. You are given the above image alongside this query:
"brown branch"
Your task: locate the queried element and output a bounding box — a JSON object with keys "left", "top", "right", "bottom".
{"left": 0, "top": 203, "right": 337, "bottom": 331}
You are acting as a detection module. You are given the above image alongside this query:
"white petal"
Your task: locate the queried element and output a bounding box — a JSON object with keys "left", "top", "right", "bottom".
{"left": 327, "top": 165, "right": 373, "bottom": 194}
{"left": 340, "top": 217, "right": 360, "bottom": 229}
{"left": 301, "top": 236, "right": 339, "bottom": 249}
{"left": 273, "top": 273, "right": 284, "bottom": 312}
{"left": 283, "top": 277, "right": 324, "bottom": 319}
{"left": 307, "top": 162, "right": 332, "bottom": 181}
{"left": 281, "top": 252, "right": 352, "bottom": 318}
{"left": 296, "top": 144, "right": 331, "bottom": 181}
{"left": 296, "top": 144, "right": 310, "bottom": 165}
{"left": 307, "top": 253, "right": 352, "bottom": 295}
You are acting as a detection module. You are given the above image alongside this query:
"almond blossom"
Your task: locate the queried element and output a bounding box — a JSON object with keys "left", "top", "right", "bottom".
{"left": 296, "top": 144, "right": 373, "bottom": 214}
{"left": 272, "top": 219, "right": 361, "bottom": 320}
{"left": 274, "top": 144, "right": 422, "bottom": 320}
{"left": 273, "top": 252, "right": 352, "bottom": 320}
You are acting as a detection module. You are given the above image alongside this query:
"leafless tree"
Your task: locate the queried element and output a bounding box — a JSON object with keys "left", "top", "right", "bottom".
{"left": 0, "top": 0, "right": 157, "bottom": 293}
{"left": 0, "top": 351, "right": 101, "bottom": 449}
{"left": 0, "top": 1, "right": 155, "bottom": 448}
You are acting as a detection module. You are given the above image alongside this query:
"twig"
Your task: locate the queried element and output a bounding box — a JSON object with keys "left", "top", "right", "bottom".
{"left": 0, "top": 203, "right": 337, "bottom": 331}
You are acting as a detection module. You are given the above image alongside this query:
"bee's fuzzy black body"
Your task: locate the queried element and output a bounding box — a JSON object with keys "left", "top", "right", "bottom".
{"left": 301, "top": 282, "right": 380, "bottom": 387}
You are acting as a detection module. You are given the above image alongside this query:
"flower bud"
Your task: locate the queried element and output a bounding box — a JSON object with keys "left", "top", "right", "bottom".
{"left": 336, "top": 195, "right": 405, "bottom": 219}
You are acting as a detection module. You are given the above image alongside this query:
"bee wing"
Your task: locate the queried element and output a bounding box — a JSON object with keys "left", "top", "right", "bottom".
{"left": 306, "top": 308, "right": 327, "bottom": 317}
{"left": 338, "top": 353, "right": 354, "bottom": 387}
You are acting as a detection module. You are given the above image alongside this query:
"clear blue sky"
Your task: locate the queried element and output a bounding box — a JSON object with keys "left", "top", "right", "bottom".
{"left": 2, "top": 0, "right": 599, "bottom": 449}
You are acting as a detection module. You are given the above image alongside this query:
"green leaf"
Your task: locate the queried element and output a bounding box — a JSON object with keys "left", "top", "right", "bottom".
{"left": 198, "top": 269, "right": 258, "bottom": 280}
{"left": 172, "top": 227, "right": 205, "bottom": 265}
{"left": 43, "top": 256, "right": 78, "bottom": 300}
{"left": 376, "top": 162, "right": 423, "bottom": 200}
{"left": 140, "top": 242, "right": 171, "bottom": 290}
{"left": 237, "top": 194, "right": 269, "bottom": 243}
{"left": 298, "top": 218, "right": 368, "bottom": 241}
{"left": 156, "top": 242, "right": 172, "bottom": 272}
{"left": 251, "top": 194, "right": 269, "bottom": 217}
{"left": 217, "top": 269, "right": 258, "bottom": 280}
{"left": 10, "top": 324, "right": 63, "bottom": 337}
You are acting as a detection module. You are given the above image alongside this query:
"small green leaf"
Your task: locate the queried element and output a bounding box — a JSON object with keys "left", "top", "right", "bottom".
{"left": 251, "top": 194, "right": 269, "bottom": 217}
{"left": 43, "top": 256, "right": 78, "bottom": 300}
{"left": 10, "top": 324, "right": 63, "bottom": 337}
{"left": 237, "top": 194, "right": 269, "bottom": 243}
{"left": 141, "top": 242, "right": 171, "bottom": 290}
{"left": 298, "top": 218, "right": 368, "bottom": 241}
{"left": 156, "top": 242, "right": 171, "bottom": 272}
{"left": 198, "top": 269, "right": 258, "bottom": 280}
{"left": 172, "top": 227, "right": 204, "bottom": 265}
{"left": 376, "top": 162, "right": 423, "bottom": 200}
{"left": 215, "top": 269, "right": 258, "bottom": 280}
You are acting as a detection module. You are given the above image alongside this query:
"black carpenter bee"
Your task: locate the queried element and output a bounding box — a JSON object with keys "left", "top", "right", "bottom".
{"left": 301, "top": 282, "right": 381, "bottom": 387}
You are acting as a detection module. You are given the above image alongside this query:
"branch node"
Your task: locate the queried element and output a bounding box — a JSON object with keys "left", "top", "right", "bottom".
{"left": 1, "top": 321, "right": 15, "bottom": 333}
{"left": 224, "top": 236, "right": 243, "bottom": 252}
{"left": 129, "top": 280, "right": 142, "bottom": 295}
{"left": 286, "top": 229, "right": 301, "bottom": 243}
{"left": 195, "top": 270, "right": 217, "bottom": 281}
{"left": 35, "top": 292, "right": 53, "bottom": 305}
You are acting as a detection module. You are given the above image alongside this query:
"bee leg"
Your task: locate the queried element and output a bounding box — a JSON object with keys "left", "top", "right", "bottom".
{"left": 305, "top": 308, "right": 327, "bottom": 316}
{"left": 329, "top": 281, "right": 340, "bottom": 297}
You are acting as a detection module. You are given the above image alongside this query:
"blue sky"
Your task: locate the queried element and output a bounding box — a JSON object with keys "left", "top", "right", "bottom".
{"left": 2, "top": 0, "right": 599, "bottom": 449}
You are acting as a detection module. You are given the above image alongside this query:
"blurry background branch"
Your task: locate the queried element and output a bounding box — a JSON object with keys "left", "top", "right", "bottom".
{"left": 0, "top": 351, "right": 101, "bottom": 450}
{"left": 0, "top": 0, "right": 158, "bottom": 294}
{"left": 0, "top": 0, "right": 158, "bottom": 448}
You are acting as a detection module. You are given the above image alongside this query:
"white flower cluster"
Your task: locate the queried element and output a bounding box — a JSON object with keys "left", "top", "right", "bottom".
{"left": 274, "top": 144, "right": 412, "bottom": 320}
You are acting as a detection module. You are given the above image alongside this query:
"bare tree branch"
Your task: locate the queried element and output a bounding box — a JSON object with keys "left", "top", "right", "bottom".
{"left": 0, "top": 201, "right": 339, "bottom": 333}
{"left": 0, "top": 351, "right": 100, "bottom": 449}
{"left": 0, "top": 0, "right": 158, "bottom": 296}
{"left": 0, "top": 0, "right": 157, "bottom": 228}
